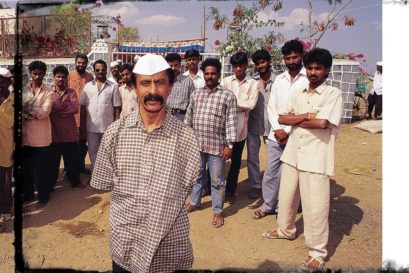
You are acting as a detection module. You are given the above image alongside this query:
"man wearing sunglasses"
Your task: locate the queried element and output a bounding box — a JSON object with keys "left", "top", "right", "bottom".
{"left": 79, "top": 59, "right": 121, "bottom": 174}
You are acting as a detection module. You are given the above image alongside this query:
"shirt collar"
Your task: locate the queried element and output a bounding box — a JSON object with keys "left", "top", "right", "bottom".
{"left": 204, "top": 84, "right": 222, "bottom": 93}
{"left": 283, "top": 67, "right": 307, "bottom": 79}
{"left": 124, "top": 109, "right": 173, "bottom": 137}
{"left": 303, "top": 82, "right": 327, "bottom": 94}
{"left": 232, "top": 74, "right": 251, "bottom": 83}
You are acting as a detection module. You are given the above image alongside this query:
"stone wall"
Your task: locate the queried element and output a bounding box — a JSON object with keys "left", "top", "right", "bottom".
{"left": 327, "top": 59, "right": 360, "bottom": 124}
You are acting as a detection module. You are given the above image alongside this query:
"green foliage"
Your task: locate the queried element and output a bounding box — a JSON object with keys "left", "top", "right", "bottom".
{"left": 118, "top": 27, "right": 141, "bottom": 43}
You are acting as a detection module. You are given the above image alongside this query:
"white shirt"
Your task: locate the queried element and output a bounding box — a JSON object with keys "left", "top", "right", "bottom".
{"left": 80, "top": 80, "right": 121, "bottom": 133}
{"left": 267, "top": 68, "right": 309, "bottom": 142}
{"left": 369, "top": 71, "right": 382, "bottom": 95}
{"left": 221, "top": 74, "right": 259, "bottom": 141}
{"left": 183, "top": 70, "right": 205, "bottom": 91}
{"left": 119, "top": 84, "right": 138, "bottom": 118}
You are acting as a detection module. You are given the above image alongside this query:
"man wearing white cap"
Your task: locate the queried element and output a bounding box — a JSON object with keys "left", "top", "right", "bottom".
{"left": 367, "top": 61, "right": 382, "bottom": 119}
{"left": 108, "top": 60, "right": 121, "bottom": 84}
{"left": 91, "top": 54, "right": 201, "bottom": 273}
{"left": 0, "top": 68, "right": 14, "bottom": 222}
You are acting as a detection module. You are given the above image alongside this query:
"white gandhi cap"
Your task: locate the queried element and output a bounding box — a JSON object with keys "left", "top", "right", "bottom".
{"left": 132, "top": 54, "right": 170, "bottom": 75}
{"left": 0, "top": 68, "right": 12, "bottom": 78}
{"left": 376, "top": 61, "right": 382, "bottom": 66}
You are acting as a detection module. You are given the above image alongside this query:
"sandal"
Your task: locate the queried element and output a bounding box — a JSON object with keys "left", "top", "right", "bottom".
{"left": 251, "top": 209, "right": 268, "bottom": 219}
{"left": 301, "top": 256, "right": 325, "bottom": 271}
{"left": 212, "top": 213, "right": 224, "bottom": 228}
{"left": 185, "top": 203, "right": 199, "bottom": 213}
{"left": 261, "top": 229, "right": 293, "bottom": 240}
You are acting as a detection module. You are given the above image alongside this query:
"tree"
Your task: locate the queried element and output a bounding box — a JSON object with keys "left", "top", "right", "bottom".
{"left": 207, "top": 1, "right": 285, "bottom": 58}
{"left": 118, "top": 26, "right": 141, "bottom": 43}
{"left": 300, "top": 0, "right": 355, "bottom": 48}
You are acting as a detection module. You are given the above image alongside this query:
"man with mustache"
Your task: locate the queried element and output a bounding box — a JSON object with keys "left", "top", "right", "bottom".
{"left": 90, "top": 54, "right": 201, "bottom": 273}
{"left": 185, "top": 58, "right": 237, "bottom": 228}
{"left": 79, "top": 59, "right": 121, "bottom": 174}
{"left": 247, "top": 49, "right": 276, "bottom": 199}
{"left": 252, "top": 40, "right": 309, "bottom": 219}
{"left": 262, "top": 48, "right": 343, "bottom": 271}
{"left": 68, "top": 53, "right": 94, "bottom": 175}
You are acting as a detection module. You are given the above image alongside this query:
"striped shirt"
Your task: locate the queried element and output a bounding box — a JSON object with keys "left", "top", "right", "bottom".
{"left": 49, "top": 87, "right": 79, "bottom": 143}
{"left": 184, "top": 84, "right": 237, "bottom": 155}
{"left": 91, "top": 110, "right": 201, "bottom": 273}
{"left": 166, "top": 73, "right": 195, "bottom": 111}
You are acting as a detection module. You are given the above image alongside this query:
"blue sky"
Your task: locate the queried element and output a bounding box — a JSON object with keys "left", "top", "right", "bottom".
{"left": 9, "top": 0, "right": 382, "bottom": 74}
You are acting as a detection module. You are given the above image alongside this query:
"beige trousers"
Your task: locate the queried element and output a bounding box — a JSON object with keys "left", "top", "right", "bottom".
{"left": 277, "top": 163, "right": 330, "bottom": 259}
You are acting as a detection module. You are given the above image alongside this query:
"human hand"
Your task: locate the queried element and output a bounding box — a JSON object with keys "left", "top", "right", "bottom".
{"left": 274, "top": 129, "right": 287, "bottom": 141}
{"left": 221, "top": 146, "right": 233, "bottom": 160}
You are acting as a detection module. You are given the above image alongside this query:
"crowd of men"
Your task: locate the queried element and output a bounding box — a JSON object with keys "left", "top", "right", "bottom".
{"left": 0, "top": 39, "right": 348, "bottom": 272}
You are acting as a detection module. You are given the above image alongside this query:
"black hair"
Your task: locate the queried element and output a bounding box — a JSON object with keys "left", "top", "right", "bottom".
{"left": 28, "top": 60, "right": 47, "bottom": 72}
{"left": 120, "top": 63, "right": 133, "bottom": 73}
{"left": 75, "top": 53, "right": 88, "bottom": 63}
{"left": 53, "top": 65, "right": 69, "bottom": 76}
{"left": 200, "top": 58, "right": 222, "bottom": 73}
{"left": 184, "top": 49, "right": 200, "bottom": 59}
{"left": 165, "top": 53, "right": 182, "bottom": 63}
{"left": 251, "top": 49, "right": 271, "bottom": 63}
{"left": 303, "top": 48, "right": 333, "bottom": 69}
{"left": 93, "top": 59, "right": 107, "bottom": 70}
{"left": 230, "top": 51, "right": 248, "bottom": 66}
{"left": 281, "top": 40, "right": 304, "bottom": 56}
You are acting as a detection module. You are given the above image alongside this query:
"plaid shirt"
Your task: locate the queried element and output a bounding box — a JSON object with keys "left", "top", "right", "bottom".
{"left": 50, "top": 87, "right": 79, "bottom": 143}
{"left": 166, "top": 73, "right": 195, "bottom": 111}
{"left": 90, "top": 110, "right": 201, "bottom": 273}
{"left": 185, "top": 84, "right": 237, "bottom": 155}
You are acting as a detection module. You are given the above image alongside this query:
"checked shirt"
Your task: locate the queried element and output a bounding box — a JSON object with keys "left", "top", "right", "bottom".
{"left": 166, "top": 73, "right": 195, "bottom": 111}
{"left": 184, "top": 84, "right": 237, "bottom": 155}
{"left": 90, "top": 110, "right": 201, "bottom": 273}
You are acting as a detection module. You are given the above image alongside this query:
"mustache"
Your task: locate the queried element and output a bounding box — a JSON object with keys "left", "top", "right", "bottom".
{"left": 143, "top": 94, "right": 164, "bottom": 104}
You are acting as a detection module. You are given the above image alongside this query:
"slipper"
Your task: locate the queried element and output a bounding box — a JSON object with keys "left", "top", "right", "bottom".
{"left": 212, "top": 213, "right": 224, "bottom": 228}
{"left": 261, "top": 229, "right": 292, "bottom": 240}
{"left": 251, "top": 209, "right": 268, "bottom": 220}
{"left": 185, "top": 203, "right": 199, "bottom": 213}
{"left": 301, "top": 256, "right": 325, "bottom": 271}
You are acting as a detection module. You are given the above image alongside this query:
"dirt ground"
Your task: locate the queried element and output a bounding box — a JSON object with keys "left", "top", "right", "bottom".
{"left": 0, "top": 122, "right": 382, "bottom": 272}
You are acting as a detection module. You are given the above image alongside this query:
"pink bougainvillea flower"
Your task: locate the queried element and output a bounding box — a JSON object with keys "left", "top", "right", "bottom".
{"left": 112, "top": 27, "right": 116, "bottom": 31}
{"left": 265, "top": 45, "right": 273, "bottom": 52}
{"left": 215, "top": 40, "right": 221, "bottom": 45}
{"left": 355, "top": 53, "right": 364, "bottom": 58}
{"left": 362, "top": 59, "right": 366, "bottom": 62}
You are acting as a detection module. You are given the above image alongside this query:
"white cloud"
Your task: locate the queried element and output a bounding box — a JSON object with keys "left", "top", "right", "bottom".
{"left": 95, "top": 2, "right": 137, "bottom": 18}
{"left": 137, "top": 14, "right": 186, "bottom": 27}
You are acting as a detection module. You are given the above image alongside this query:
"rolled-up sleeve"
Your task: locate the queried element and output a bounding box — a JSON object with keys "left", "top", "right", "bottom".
{"left": 225, "top": 93, "right": 237, "bottom": 143}
{"left": 315, "top": 88, "right": 343, "bottom": 127}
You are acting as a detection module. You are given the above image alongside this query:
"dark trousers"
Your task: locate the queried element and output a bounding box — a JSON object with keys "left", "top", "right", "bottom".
{"left": 23, "top": 146, "right": 52, "bottom": 203}
{"left": 78, "top": 138, "right": 88, "bottom": 170}
{"left": 225, "top": 140, "right": 246, "bottom": 195}
{"left": 0, "top": 166, "right": 13, "bottom": 214}
{"left": 50, "top": 142, "right": 80, "bottom": 187}
{"left": 368, "top": 93, "right": 382, "bottom": 118}
{"left": 112, "top": 261, "right": 131, "bottom": 273}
